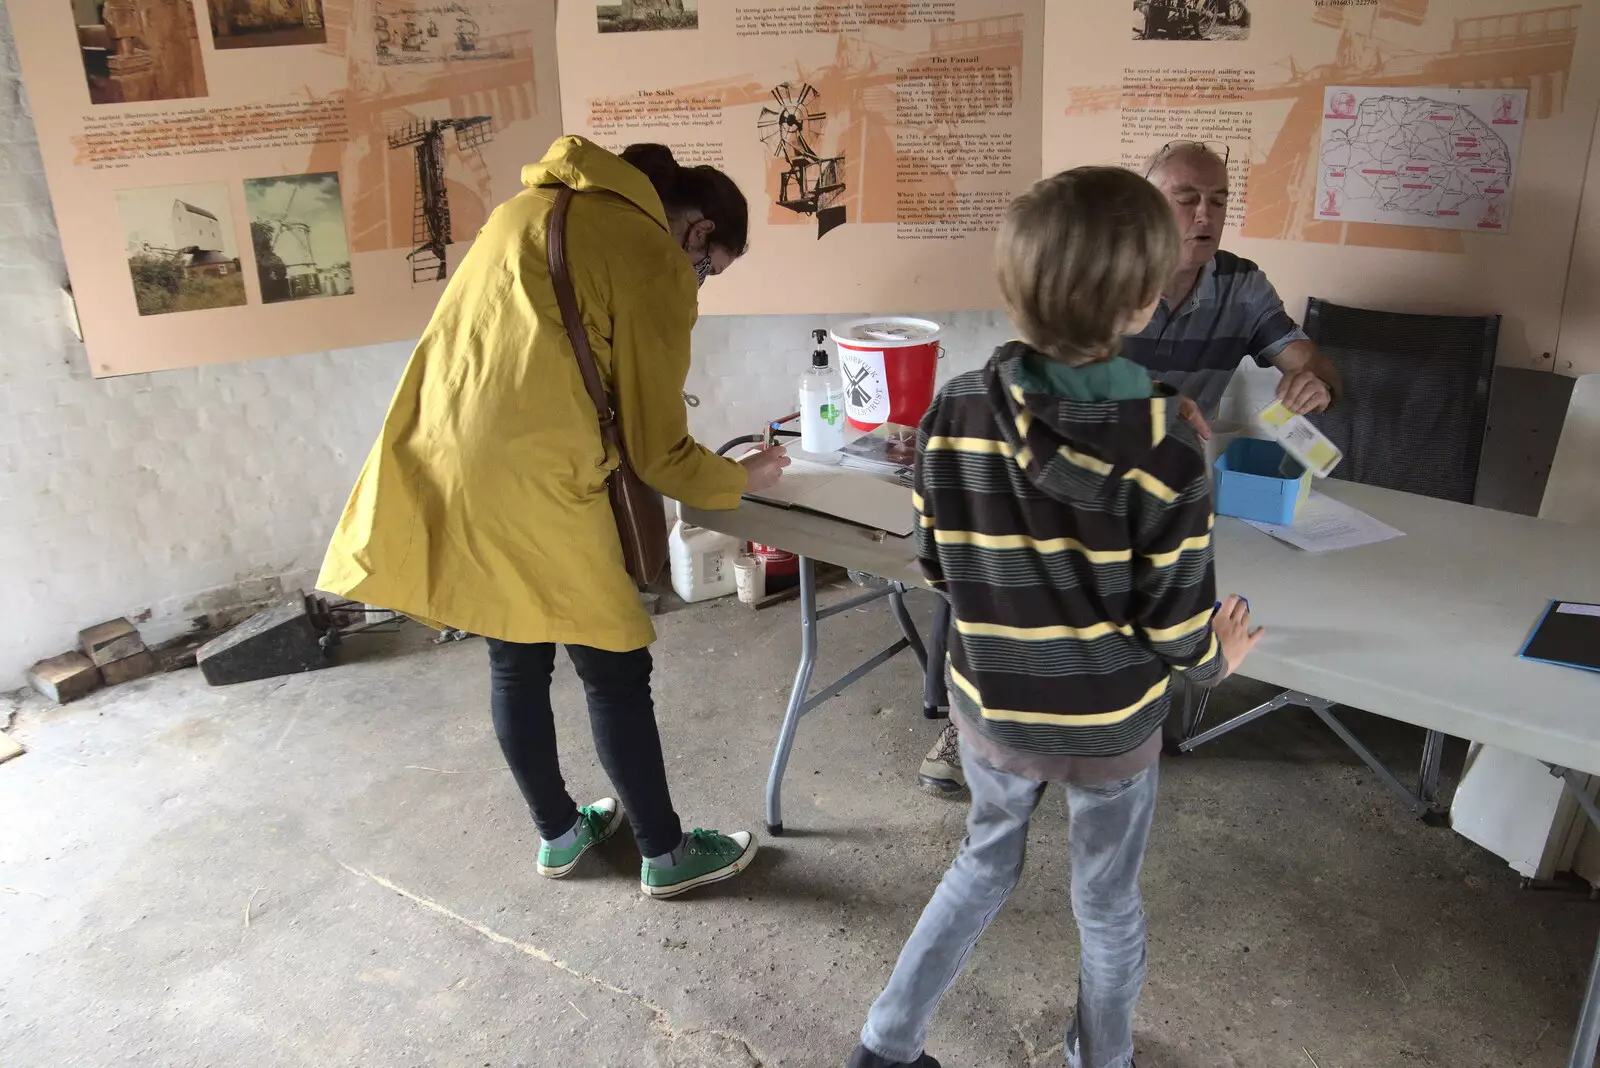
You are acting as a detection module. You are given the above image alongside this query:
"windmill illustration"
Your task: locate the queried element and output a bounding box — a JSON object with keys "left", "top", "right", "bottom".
{"left": 388, "top": 116, "right": 494, "bottom": 282}
{"left": 757, "top": 81, "right": 846, "bottom": 239}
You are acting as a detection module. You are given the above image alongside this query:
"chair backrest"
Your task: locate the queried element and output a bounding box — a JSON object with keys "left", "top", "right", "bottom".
{"left": 1304, "top": 298, "right": 1500, "bottom": 504}
{"left": 1540, "top": 374, "right": 1600, "bottom": 527}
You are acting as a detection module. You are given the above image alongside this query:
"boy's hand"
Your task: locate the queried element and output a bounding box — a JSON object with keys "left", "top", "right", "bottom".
{"left": 1214, "top": 594, "right": 1263, "bottom": 677}
{"left": 1178, "top": 395, "right": 1212, "bottom": 440}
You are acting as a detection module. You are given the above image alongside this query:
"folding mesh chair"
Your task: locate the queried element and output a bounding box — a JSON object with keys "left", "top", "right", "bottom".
{"left": 1303, "top": 298, "right": 1499, "bottom": 503}
{"left": 1178, "top": 299, "right": 1501, "bottom": 819}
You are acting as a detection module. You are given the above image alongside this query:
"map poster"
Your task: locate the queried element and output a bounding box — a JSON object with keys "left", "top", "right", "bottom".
{"left": 555, "top": 0, "right": 1046, "bottom": 317}
{"left": 1040, "top": 0, "right": 1600, "bottom": 373}
{"left": 1315, "top": 86, "right": 1526, "bottom": 233}
{"left": 8, "top": 0, "right": 561, "bottom": 376}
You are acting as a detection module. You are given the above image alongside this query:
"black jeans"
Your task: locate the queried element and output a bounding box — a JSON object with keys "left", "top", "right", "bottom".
{"left": 486, "top": 639, "right": 683, "bottom": 858}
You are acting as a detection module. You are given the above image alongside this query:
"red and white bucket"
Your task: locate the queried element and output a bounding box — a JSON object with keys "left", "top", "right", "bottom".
{"left": 831, "top": 318, "right": 942, "bottom": 432}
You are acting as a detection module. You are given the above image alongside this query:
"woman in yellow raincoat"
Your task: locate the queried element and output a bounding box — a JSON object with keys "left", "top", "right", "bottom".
{"left": 319, "top": 137, "right": 789, "bottom": 898}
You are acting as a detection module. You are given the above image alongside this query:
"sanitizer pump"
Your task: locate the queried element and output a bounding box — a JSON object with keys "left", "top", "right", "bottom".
{"left": 799, "top": 328, "right": 845, "bottom": 454}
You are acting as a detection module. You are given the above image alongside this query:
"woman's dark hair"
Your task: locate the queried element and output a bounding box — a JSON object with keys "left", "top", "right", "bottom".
{"left": 622, "top": 144, "right": 749, "bottom": 256}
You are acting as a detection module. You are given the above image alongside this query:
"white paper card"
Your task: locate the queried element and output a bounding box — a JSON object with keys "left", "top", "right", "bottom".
{"left": 1243, "top": 492, "right": 1405, "bottom": 553}
{"left": 745, "top": 460, "right": 914, "bottom": 536}
{"left": 1555, "top": 603, "right": 1600, "bottom": 618}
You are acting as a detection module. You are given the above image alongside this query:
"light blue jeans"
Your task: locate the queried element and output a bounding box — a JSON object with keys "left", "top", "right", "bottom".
{"left": 860, "top": 737, "right": 1159, "bottom": 1068}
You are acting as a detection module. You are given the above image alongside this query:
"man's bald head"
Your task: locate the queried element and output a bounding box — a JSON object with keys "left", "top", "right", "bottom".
{"left": 1145, "top": 142, "right": 1230, "bottom": 274}
{"left": 1144, "top": 141, "right": 1226, "bottom": 181}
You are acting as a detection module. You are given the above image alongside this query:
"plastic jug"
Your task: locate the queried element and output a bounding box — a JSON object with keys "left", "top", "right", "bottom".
{"left": 669, "top": 521, "right": 739, "bottom": 603}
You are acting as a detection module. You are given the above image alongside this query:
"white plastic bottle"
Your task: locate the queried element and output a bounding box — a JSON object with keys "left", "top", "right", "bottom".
{"left": 669, "top": 520, "right": 739, "bottom": 603}
{"left": 799, "top": 328, "right": 846, "bottom": 455}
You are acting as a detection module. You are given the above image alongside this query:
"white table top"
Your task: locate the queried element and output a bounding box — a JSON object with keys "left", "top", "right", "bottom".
{"left": 683, "top": 479, "right": 1600, "bottom": 775}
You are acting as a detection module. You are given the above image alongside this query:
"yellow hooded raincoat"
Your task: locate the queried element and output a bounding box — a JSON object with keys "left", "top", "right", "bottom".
{"left": 317, "top": 137, "right": 748, "bottom": 651}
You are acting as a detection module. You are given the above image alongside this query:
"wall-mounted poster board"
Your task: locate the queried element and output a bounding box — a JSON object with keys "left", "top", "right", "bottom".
{"left": 1040, "top": 0, "right": 1600, "bottom": 372}
{"left": 556, "top": 0, "right": 1045, "bottom": 317}
{"left": 11, "top": 0, "right": 1600, "bottom": 376}
{"left": 8, "top": 0, "right": 562, "bottom": 375}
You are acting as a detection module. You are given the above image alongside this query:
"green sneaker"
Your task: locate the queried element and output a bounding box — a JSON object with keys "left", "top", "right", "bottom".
{"left": 639, "top": 828, "right": 757, "bottom": 899}
{"left": 536, "top": 798, "right": 625, "bottom": 878}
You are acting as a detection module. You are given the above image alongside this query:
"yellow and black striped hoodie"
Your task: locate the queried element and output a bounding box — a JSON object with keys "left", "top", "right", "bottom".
{"left": 915, "top": 342, "right": 1224, "bottom": 758}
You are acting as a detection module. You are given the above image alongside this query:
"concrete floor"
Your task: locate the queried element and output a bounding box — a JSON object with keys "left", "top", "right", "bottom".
{"left": 1, "top": 589, "right": 1595, "bottom": 1068}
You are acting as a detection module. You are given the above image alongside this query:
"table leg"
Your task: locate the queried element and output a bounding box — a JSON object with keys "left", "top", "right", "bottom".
{"left": 923, "top": 595, "right": 951, "bottom": 720}
{"left": 888, "top": 584, "right": 928, "bottom": 675}
{"left": 765, "top": 557, "right": 818, "bottom": 837}
{"left": 1556, "top": 766, "right": 1600, "bottom": 834}
{"left": 1182, "top": 680, "right": 1213, "bottom": 740}
{"left": 1568, "top": 927, "right": 1600, "bottom": 1068}
{"left": 1418, "top": 729, "right": 1446, "bottom": 805}
{"left": 1543, "top": 766, "right": 1600, "bottom": 1067}
{"left": 1178, "top": 690, "right": 1293, "bottom": 752}
{"left": 1307, "top": 699, "right": 1438, "bottom": 820}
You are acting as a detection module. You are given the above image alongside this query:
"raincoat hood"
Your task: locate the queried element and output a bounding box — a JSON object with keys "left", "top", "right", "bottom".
{"left": 986, "top": 341, "right": 1189, "bottom": 506}
{"left": 521, "top": 136, "right": 669, "bottom": 232}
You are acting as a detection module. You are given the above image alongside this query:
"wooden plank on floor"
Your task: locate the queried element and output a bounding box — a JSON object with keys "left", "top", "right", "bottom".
{"left": 0, "top": 733, "right": 23, "bottom": 765}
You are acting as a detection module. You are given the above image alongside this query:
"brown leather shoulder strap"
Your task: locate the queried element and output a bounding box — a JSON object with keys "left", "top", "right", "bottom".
{"left": 546, "top": 186, "right": 617, "bottom": 435}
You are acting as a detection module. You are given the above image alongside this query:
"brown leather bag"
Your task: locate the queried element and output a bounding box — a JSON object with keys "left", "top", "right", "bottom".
{"left": 545, "top": 186, "right": 669, "bottom": 586}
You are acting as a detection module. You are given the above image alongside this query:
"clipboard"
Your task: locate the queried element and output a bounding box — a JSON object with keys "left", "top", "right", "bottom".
{"left": 1517, "top": 601, "right": 1600, "bottom": 674}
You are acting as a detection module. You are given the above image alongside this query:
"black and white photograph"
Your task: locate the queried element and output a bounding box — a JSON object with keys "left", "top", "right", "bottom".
{"left": 1133, "top": 0, "right": 1250, "bottom": 40}
{"left": 115, "top": 183, "right": 247, "bottom": 316}
{"left": 243, "top": 172, "right": 354, "bottom": 304}
{"left": 597, "top": 0, "right": 697, "bottom": 33}
{"left": 205, "top": 0, "right": 326, "bottom": 49}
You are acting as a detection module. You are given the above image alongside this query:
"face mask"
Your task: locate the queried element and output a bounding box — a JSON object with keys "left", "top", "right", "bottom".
{"left": 693, "top": 255, "right": 713, "bottom": 288}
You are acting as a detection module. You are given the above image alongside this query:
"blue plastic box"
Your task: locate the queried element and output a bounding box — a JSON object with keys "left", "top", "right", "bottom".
{"left": 1213, "top": 438, "right": 1312, "bottom": 525}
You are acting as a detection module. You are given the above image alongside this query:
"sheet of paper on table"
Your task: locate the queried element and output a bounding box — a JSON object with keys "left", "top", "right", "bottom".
{"left": 744, "top": 459, "right": 914, "bottom": 537}
{"left": 1242, "top": 491, "right": 1405, "bottom": 553}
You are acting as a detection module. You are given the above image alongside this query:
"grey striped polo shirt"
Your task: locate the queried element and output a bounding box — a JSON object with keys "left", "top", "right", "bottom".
{"left": 1122, "top": 250, "right": 1308, "bottom": 419}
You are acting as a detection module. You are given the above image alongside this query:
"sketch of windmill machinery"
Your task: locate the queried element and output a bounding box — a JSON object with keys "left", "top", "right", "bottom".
{"left": 757, "top": 81, "right": 847, "bottom": 239}
{"left": 388, "top": 115, "right": 494, "bottom": 283}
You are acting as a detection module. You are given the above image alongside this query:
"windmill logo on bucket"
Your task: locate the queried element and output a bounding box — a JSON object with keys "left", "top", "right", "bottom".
{"left": 841, "top": 348, "right": 890, "bottom": 424}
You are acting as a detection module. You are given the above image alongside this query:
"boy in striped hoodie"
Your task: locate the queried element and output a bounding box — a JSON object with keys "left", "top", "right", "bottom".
{"left": 847, "top": 167, "right": 1262, "bottom": 1068}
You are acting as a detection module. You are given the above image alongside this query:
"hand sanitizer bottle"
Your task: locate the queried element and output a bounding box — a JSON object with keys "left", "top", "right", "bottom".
{"left": 799, "top": 328, "right": 845, "bottom": 455}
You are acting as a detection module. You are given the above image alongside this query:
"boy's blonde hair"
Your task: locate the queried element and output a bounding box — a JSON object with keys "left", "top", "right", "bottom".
{"left": 996, "top": 167, "right": 1180, "bottom": 366}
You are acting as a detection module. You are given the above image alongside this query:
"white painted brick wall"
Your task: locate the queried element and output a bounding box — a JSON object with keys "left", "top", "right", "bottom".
{"left": 0, "top": 4, "right": 1018, "bottom": 688}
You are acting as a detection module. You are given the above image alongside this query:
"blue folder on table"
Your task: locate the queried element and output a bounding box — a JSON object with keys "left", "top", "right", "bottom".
{"left": 1518, "top": 601, "right": 1600, "bottom": 674}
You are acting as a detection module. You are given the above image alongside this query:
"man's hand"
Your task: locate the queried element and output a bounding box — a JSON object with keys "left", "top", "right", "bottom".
{"left": 1276, "top": 369, "right": 1332, "bottom": 414}
{"left": 1177, "top": 395, "right": 1212, "bottom": 440}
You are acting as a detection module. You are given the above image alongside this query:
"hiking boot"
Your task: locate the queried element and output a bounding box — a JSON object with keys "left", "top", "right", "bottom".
{"left": 846, "top": 1045, "right": 942, "bottom": 1068}
{"left": 640, "top": 828, "right": 758, "bottom": 898}
{"left": 535, "top": 798, "right": 624, "bottom": 878}
{"left": 917, "top": 722, "right": 965, "bottom": 794}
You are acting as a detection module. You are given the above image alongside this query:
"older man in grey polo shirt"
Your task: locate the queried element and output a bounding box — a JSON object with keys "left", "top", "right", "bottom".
{"left": 1126, "top": 140, "right": 1340, "bottom": 433}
